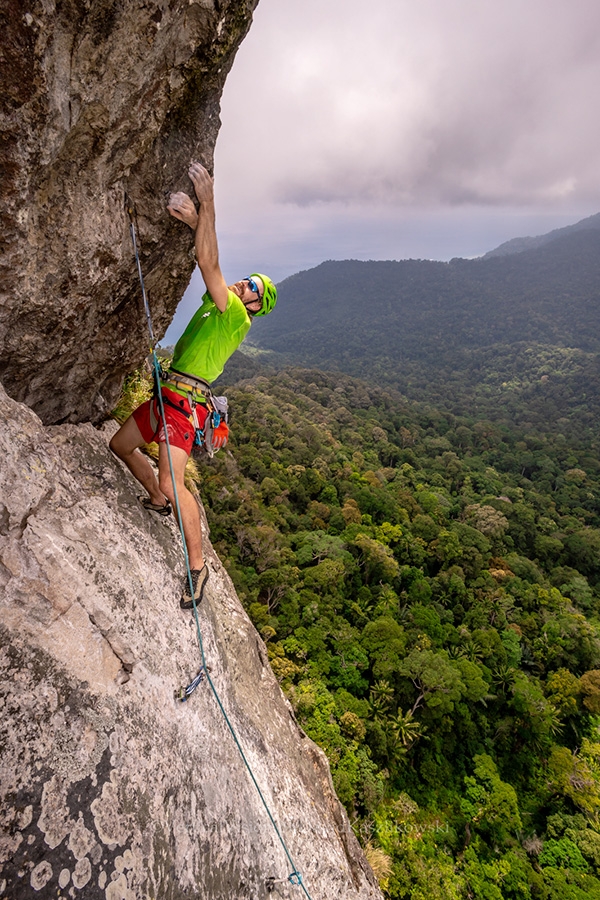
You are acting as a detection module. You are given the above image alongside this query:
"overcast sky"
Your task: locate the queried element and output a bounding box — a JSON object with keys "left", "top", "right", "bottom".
{"left": 165, "top": 0, "right": 600, "bottom": 340}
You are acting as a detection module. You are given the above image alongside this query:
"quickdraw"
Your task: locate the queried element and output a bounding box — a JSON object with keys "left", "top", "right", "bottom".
{"left": 174, "top": 666, "right": 208, "bottom": 703}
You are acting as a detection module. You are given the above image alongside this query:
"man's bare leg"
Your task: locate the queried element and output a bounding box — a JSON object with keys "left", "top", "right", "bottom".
{"left": 158, "top": 443, "right": 204, "bottom": 572}
{"left": 109, "top": 417, "right": 168, "bottom": 508}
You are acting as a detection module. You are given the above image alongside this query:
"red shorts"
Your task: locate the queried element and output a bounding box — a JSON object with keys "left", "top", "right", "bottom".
{"left": 132, "top": 388, "right": 208, "bottom": 456}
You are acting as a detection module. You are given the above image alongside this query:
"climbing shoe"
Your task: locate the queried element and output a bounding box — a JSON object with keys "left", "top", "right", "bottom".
{"left": 140, "top": 496, "right": 172, "bottom": 517}
{"left": 180, "top": 566, "right": 209, "bottom": 610}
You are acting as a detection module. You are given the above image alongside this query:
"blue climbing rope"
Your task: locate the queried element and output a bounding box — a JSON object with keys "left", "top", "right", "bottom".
{"left": 126, "top": 200, "right": 314, "bottom": 900}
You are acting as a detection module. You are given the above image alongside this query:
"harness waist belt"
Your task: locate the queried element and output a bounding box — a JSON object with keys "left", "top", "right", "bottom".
{"left": 164, "top": 378, "right": 208, "bottom": 398}
{"left": 162, "top": 367, "right": 212, "bottom": 396}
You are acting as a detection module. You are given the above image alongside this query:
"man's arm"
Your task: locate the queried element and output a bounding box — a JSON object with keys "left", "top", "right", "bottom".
{"left": 167, "top": 162, "right": 229, "bottom": 313}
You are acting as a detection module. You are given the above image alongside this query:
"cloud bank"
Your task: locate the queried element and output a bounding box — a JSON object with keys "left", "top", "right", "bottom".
{"left": 217, "top": 0, "right": 600, "bottom": 210}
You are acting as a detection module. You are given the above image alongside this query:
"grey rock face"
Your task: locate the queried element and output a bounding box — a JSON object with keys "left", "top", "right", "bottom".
{"left": 0, "top": 384, "right": 382, "bottom": 900}
{"left": 1, "top": 0, "right": 257, "bottom": 425}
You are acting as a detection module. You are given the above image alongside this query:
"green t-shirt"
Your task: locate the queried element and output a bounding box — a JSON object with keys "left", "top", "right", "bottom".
{"left": 170, "top": 289, "right": 251, "bottom": 384}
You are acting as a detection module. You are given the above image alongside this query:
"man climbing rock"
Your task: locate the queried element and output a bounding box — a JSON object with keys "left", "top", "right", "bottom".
{"left": 110, "top": 162, "right": 277, "bottom": 610}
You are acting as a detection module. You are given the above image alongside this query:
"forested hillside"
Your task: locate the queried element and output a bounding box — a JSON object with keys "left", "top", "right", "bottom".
{"left": 116, "top": 362, "right": 600, "bottom": 900}
{"left": 483, "top": 212, "right": 600, "bottom": 259}
{"left": 248, "top": 223, "right": 600, "bottom": 433}
{"left": 141, "top": 217, "right": 600, "bottom": 897}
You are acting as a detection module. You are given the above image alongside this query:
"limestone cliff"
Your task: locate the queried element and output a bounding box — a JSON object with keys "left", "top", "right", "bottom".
{"left": 0, "top": 383, "right": 383, "bottom": 899}
{"left": 1, "top": 0, "right": 257, "bottom": 425}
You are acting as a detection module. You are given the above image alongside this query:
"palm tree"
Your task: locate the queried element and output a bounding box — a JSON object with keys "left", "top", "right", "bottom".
{"left": 388, "top": 708, "right": 426, "bottom": 749}
{"left": 492, "top": 665, "right": 517, "bottom": 694}
{"left": 488, "top": 592, "right": 515, "bottom": 626}
{"left": 545, "top": 704, "right": 563, "bottom": 738}
{"left": 462, "top": 637, "right": 485, "bottom": 663}
{"left": 369, "top": 680, "right": 395, "bottom": 721}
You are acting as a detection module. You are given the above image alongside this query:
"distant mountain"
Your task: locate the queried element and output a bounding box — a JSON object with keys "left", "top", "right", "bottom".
{"left": 483, "top": 211, "right": 600, "bottom": 258}
{"left": 249, "top": 221, "right": 600, "bottom": 433}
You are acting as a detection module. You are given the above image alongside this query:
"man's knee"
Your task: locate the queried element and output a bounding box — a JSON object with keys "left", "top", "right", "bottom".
{"left": 159, "top": 472, "right": 182, "bottom": 500}
{"left": 109, "top": 432, "right": 124, "bottom": 458}
{"left": 110, "top": 417, "right": 144, "bottom": 459}
{"left": 158, "top": 446, "right": 189, "bottom": 496}
{"left": 160, "top": 469, "right": 193, "bottom": 504}
{"left": 109, "top": 431, "right": 135, "bottom": 461}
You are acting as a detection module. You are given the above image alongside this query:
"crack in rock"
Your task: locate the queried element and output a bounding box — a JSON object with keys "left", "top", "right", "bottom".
{"left": 88, "top": 610, "right": 136, "bottom": 683}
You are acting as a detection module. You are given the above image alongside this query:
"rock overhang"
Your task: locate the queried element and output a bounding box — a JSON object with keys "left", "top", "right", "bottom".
{"left": 0, "top": 0, "right": 259, "bottom": 424}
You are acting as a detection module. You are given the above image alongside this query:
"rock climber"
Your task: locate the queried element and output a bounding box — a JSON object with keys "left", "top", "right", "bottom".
{"left": 110, "top": 162, "right": 277, "bottom": 610}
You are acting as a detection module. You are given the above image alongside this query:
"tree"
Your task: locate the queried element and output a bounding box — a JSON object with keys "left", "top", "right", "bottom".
{"left": 580, "top": 670, "right": 600, "bottom": 714}
{"left": 460, "top": 754, "right": 522, "bottom": 844}
{"left": 563, "top": 529, "right": 600, "bottom": 578}
{"left": 547, "top": 744, "right": 600, "bottom": 814}
{"left": 303, "top": 557, "right": 347, "bottom": 592}
{"left": 352, "top": 533, "right": 400, "bottom": 584}
{"left": 546, "top": 668, "right": 582, "bottom": 717}
{"left": 257, "top": 565, "right": 300, "bottom": 614}
{"left": 388, "top": 708, "right": 426, "bottom": 750}
{"left": 465, "top": 504, "right": 510, "bottom": 539}
{"left": 362, "top": 618, "right": 406, "bottom": 682}
{"left": 369, "top": 679, "right": 395, "bottom": 721}
{"left": 398, "top": 649, "right": 465, "bottom": 716}
{"left": 539, "top": 838, "right": 589, "bottom": 871}
{"left": 294, "top": 530, "right": 350, "bottom": 565}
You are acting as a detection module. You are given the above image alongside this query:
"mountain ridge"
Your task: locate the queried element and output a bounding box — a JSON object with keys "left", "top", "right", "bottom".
{"left": 247, "top": 221, "right": 600, "bottom": 432}
{"left": 482, "top": 210, "right": 600, "bottom": 258}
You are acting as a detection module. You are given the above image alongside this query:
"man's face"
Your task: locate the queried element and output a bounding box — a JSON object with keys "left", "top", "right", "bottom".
{"left": 231, "top": 277, "right": 264, "bottom": 314}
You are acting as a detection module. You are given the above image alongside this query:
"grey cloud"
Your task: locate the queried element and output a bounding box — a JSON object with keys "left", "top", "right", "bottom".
{"left": 218, "top": 0, "right": 600, "bottom": 210}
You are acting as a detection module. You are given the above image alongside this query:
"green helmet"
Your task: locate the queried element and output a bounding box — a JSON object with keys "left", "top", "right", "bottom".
{"left": 250, "top": 273, "right": 277, "bottom": 316}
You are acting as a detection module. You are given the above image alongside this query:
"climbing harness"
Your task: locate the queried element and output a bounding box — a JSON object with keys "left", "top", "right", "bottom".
{"left": 159, "top": 367, "right": 229, "bottom": 458}
{"left": 126, "top": 196, "right": 314, "bottom": 900}
{"left": 148, "top": 366, "right": 229, "bottom": 457}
